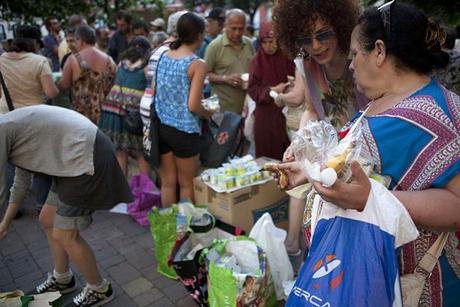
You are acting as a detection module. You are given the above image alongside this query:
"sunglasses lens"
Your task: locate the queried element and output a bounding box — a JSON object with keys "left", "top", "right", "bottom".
{"left": 316, "top": 31, "right": 335, "bottom": 42}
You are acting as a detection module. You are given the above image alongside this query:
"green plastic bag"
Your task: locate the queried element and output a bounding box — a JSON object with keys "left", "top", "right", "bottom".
{"left": 148, "top": 206, "right": 178, "bottom": 279}
{"left": 206, "top": 237, "right": 277, "bottom": 307}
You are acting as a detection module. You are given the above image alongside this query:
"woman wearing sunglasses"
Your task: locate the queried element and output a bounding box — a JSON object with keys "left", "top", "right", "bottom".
{"left": 272, "top": 0, "right": 365, "bottom": 258}
{"left": 281, "top": 2, "right": 460, "bottom": 306}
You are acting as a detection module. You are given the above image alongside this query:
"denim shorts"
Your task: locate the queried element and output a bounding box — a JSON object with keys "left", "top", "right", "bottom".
{"left": 46, "top": 189, "right": 93, "bottom": 231}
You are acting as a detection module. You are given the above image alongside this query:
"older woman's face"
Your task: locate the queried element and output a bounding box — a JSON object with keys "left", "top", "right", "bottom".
{"left": 261, "top": 37, "right": 278, "bottom": 55}
{"left": 349, "top": 26, "right": 376, "bottom": 98}
{"left": 302, "top": 17, "right": 338, "bottom": 65}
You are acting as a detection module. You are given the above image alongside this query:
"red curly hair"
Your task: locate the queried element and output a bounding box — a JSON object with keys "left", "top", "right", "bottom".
{"left": 273, "top": 0, "right": 361, "bottom": 59}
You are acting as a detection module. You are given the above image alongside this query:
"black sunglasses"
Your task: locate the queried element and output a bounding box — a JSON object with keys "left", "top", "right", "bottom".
{"left": 299, "top": 30, "right": 336, "bottom": 48}
{"left": 378, "top": 0, "right": 395, "bottom": 39}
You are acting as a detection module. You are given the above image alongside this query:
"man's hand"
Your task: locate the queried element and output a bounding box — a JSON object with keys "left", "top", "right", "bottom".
{"left": 312, "top": 161, "right": 371, "bottom": 211}
{"left": 226, "top": 74, "right": 243, "bottom": 88}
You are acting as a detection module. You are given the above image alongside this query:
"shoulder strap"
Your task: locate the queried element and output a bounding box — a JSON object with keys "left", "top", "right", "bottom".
{"left": 295, "top": 56, "right": 331, "bottom": 120}
{"left": 0, "top": 69, "right": 14, "bottom": 111}
{"left": 149, "top": 46, "right": 169, "bottom": 94}
{"left": 415, "top": 232, "right": 449, "bottom": 277}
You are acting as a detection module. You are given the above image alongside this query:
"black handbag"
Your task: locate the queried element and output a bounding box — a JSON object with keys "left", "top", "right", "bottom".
{"left": 0, "top": 69, "right": 14, "bottom": 111}
{"left": 200, "top": 111, "right": 243, "bottom": 168}
{"left": 123, "top": 108, "right": 144, "bottom": 136}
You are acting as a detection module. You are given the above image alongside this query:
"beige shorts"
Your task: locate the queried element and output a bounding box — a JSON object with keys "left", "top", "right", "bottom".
{"left": 46, "top": 189, "right": 93, "bottom": 231}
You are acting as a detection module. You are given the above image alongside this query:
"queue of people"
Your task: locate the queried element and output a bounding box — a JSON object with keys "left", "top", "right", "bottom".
{"left": 0, "top": 1, "right": 459, "bottom": 306}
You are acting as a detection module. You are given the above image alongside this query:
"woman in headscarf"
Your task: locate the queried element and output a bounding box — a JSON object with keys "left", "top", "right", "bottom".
{"left": 247, "top": 22, "right": 295, "bottom": 160}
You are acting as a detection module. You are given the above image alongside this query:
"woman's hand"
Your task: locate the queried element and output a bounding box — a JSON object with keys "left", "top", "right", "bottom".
{"left": 312, "top": 161, "right": 371, "bottom": 211}
{"left": 275, "top": 162, "right": 309, "bottom": 189}
{"left": 270, "top": 82, "right": 289, "bottom": 94}
{"left": 282, "top": 145, "right": 295, "bottom": 162}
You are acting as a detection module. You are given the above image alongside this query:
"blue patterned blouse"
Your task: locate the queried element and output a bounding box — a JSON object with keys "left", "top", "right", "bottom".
{"left": 155, "top": 53, "right": 201, "bottom": 134}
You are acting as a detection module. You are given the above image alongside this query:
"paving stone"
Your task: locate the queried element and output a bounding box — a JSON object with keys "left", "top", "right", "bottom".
{"left": 106, "top": 262, "right": 141, "bottom": 285}
{"left": 26, "top": 239, "right": 50, "bottom": 253}
{"left": 116, "top": 221, "right": 148, "bottom": 237}
{"left": 35, "top": 257, "right": 54, "bottom": 274}
{"left": 14, "top": 271, "right": 44, "bottom": 293}
{"left": 6, "top": 256, "right": 40, "bottom": 279}
{"left": 121, "top": 277, "right": 153, "bottom": 297}
{"left": 0, "top": 283, "right": 17, "bottom": 291}
{"left": 140, "top": 263, "right": 162, "bottom": 282}
{"left": 132, "top": 288, "right": 164, "bottom": 306}
{"left": 124, "top": 248, "right": 155, "bottom": 270}
{"left": 0, "top": 267, "right": 13, "bottom": 286}
{"left": 176, "top": 295, "right": 198, "bottom": 307}
{"left": 104, "top": 293, "right": 136, "bottom": 307}
{"left": 152, "top": 276, "right": 179, "bottom": 290}
{"left": 0, "top": 232, "right": 26, "bottom": 256}
{"left": 149, "top": 296, "right": 175, "bottom": 307}
{"left": 107, "top": 235, "right": 136, "bottom": 250}
{"left": 160, "top": 282, "right": 190, "bottom": 302}
{"left": 2, "top": 248, "right": 30, "bottom": 262}
{"left": 132, "top": 233, "right": 154, "bottom": 250}
{"left": 16, "top": 227, "right": 46, "bottom": 244}
{"left": 99, "top": 254, "right": 126, "bottom": 269}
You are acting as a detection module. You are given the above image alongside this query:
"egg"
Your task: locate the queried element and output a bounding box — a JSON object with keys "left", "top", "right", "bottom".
{"left": 269, "top": 90, "right": 279, "bottom": 99}
{"left": 320, "top": 168, "right": 338, "bottom": 187}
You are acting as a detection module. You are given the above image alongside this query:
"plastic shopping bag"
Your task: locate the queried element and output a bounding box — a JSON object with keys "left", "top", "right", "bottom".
{"left": 249, "top": 213, "right": 294, "bottom": 300}
{"left": 148, "top": 202, "right": 221, "bottom": 280}
{"left": 148, "top": 206, "right": 179, "bottom": 279}
{"left": 170, "top": 219, "right": 245, "bottom": 307}
{"left": 286, "top": 179, "right": 419, "bottom": 307}
{"left": 0, "top": 291, "right": 63, "bottom": 307}
{"left": 128, "top": 174, "right": 161, "bottom": 225}
{"left": 206, "top": 238, "right": 277, "bottom": 307}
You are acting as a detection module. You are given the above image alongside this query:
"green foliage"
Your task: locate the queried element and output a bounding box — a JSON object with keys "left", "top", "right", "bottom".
{"left": 1, "top": 0, "right": 90, "bottom": 23}
{"left": 182, "top": 0, "right": 266, "bottom": 19}
{"left": 364, "top": 0, "right": 460, "bottom": 25}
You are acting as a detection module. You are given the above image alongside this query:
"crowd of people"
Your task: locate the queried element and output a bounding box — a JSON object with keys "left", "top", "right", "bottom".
{"left": 0, "top": 1, "right": 459, "bottom": 306}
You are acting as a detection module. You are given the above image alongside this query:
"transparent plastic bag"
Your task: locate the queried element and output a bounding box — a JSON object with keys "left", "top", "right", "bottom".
{"left": 290, "top": 119, "right": 375, "bottom": 186}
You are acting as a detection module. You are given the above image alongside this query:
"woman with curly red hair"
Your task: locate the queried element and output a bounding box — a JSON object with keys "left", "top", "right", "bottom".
{"left": 272, "top": 0, "right": 366, "bottom": 256}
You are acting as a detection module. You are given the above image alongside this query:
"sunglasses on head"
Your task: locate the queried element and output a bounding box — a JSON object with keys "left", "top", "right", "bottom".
{"left": 378, "top": 0, "right": 395, "bottom": 39}
{"left": 299, "top": 30, "right": 335, "bottom": 48}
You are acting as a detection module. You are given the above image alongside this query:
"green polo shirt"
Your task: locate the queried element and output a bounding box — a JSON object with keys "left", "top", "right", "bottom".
{"left": 205, "top": 33, "right": 255, "bottom": 114}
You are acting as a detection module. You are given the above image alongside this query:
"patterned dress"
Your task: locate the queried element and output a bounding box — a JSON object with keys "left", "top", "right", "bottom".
{"left": 348, "top": 79, "right": 460, "bottom": 306}
{"left": 70, "top": 53, "right": 116, "bottom": 124}
{"left": 99, "top": 60, "right": 146, "bottom": 155}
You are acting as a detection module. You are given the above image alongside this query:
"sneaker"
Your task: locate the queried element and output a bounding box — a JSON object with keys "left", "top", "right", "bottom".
{"left": 72, "top": 284, "right": 114, "bottom": 307}
{"left": 36, "top": 273, "right": 77, "bottom": 294}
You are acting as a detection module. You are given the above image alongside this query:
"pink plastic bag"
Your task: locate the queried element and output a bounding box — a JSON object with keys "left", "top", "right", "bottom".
{"left": 128, "top": 174, "right": 161, "bottom": 225}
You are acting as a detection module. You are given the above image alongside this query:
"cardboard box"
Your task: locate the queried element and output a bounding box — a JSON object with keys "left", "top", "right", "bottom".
{"left": 194, "top": 157, "right": 289, "bottom": 233}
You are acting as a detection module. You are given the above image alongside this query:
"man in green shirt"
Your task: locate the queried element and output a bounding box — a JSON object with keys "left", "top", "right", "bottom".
{"left": 205, "top": 9, "right": 255, "bottom": 114}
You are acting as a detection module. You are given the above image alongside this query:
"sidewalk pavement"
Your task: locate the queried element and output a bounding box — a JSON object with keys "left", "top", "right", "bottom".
{"left": 0, "top": 197, "right": 196, "bottom": 307}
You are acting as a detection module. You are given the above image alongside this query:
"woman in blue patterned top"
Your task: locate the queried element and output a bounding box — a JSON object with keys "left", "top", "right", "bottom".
{"left": 155, "top": 12, "right": 212, "bottom": 206}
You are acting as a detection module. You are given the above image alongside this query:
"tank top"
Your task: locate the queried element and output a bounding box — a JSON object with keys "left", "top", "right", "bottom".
{"left": 155, "top": 53, "right": 200, "bottom": 134}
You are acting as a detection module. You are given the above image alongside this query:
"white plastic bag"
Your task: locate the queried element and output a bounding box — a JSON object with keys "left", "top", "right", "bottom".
{"left": 249, "top": 213, "right": 294, "bottom": 299}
